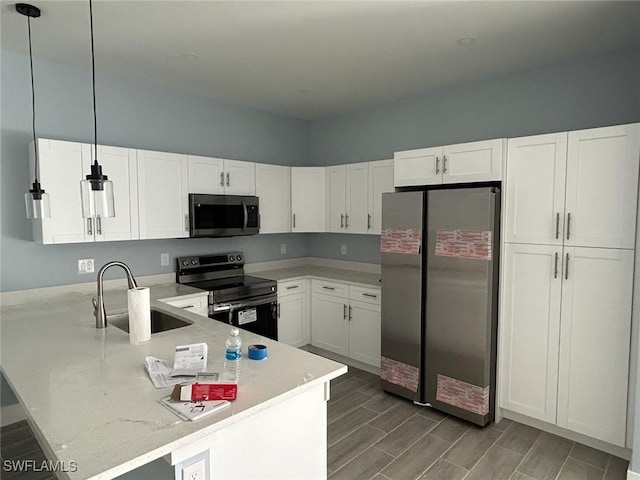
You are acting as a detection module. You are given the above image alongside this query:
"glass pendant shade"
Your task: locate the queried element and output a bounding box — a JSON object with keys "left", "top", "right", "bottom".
{"left": 80, "top": 162, "right": 115, "bottom": 218}
{"left": 25, "top": 182, "right": 50, "bottom": 219}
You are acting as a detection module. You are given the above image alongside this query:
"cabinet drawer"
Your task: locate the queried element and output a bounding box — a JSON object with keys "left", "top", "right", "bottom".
{"left": 160, "top": 293, "right": 208, "bottom": 316}
{"left": 312, "top": 279, "right": 349, "bottom": 298}
{"left": 278, "top": 279, "right": 308, "bottom": 297}
{"left": 349, "top": 285, "right": 381, "bottom": 305}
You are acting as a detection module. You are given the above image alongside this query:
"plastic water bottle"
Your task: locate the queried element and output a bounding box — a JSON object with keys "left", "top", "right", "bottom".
{"left": 223, "top": 328, "right": 241, "bottom": 382}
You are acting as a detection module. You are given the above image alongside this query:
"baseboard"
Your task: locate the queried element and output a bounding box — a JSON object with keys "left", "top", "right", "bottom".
{"left": 1, "top": 403, "right": 26, "bottom": 427}
{"left": 627, "top": 469, "right": 640, "bottom": 480}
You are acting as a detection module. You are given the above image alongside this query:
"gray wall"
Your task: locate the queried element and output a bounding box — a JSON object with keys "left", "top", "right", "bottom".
{"left": 2, "top": 45, "right": 640, "bottom": 290}
{"left": 1, "top": 50, "right": 310, "bottom": 291}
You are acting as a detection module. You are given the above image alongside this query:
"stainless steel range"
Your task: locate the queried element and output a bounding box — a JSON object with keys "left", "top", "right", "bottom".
{"left": 176, "top": 252, "right": 278, "bottom": 340}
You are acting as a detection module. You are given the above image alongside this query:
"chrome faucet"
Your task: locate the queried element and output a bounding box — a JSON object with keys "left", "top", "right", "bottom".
{"left": 94, "top": 261, "right": 138, "bottom": 328}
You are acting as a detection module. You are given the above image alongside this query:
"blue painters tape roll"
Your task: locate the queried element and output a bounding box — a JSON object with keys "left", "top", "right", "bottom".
{"left": 248, "top": 344, "right": 267, "bottom": 360}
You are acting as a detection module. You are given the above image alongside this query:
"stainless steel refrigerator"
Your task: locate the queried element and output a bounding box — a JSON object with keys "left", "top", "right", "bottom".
{"left": 380, "top": 186, "right": 500, "bottom": 426}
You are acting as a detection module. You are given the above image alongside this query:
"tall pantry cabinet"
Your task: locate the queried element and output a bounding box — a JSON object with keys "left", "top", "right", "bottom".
{"left": 499, "top": 124, "right": 640, "bottom": 447}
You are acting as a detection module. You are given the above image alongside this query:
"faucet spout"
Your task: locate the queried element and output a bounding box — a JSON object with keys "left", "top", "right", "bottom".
{"left": 95, "top": 261, "right": 138, "bottom": 329}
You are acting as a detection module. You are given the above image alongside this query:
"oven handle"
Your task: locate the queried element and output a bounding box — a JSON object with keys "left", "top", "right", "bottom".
{"left": 213, "top": 295, "right": 277, "bottom": 312}
{"left": 242, "top": 200, "right": 248, "bottom": 232}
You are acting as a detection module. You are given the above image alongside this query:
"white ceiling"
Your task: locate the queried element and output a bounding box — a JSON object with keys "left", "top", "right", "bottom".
{"left": 1, "top": 1, "right": 639, "bottom": 120}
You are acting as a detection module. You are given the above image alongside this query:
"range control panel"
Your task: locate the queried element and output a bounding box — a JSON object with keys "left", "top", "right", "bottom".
{"left": 176, "top": 252, "right": 244, "bottom": 271}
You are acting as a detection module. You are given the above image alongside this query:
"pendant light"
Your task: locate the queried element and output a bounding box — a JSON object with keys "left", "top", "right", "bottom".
{"left": 80, "top": 0, "right": 114, "bottom": 219}
{"left": 18, "top": 3, "right": 50, "bottom": 219}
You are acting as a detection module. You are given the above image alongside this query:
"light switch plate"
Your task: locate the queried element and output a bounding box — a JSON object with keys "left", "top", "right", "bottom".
{"left": 280, "top": 243, "right": 287, "bottom": 254}
{"left": 161, "top": 253, "right": 170, "bottom": 266}
{"left": 340, "top": 244, "right": 347, "bottom": 255}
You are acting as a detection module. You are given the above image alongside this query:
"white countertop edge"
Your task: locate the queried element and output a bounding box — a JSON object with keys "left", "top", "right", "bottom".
{"left": 86, "top": 365, "right": 347, "bottom": 480}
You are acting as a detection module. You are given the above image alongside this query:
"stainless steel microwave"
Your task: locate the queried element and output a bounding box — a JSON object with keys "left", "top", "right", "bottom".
{"left": 189, "top": 194, "right": 259, "bottom": 237}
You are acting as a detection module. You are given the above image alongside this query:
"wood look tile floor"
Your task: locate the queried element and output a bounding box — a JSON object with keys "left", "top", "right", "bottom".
{"left": 327, "top": 366, "right": 629, "bottom": 480}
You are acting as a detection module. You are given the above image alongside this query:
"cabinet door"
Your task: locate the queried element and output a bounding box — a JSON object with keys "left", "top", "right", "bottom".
{"left": 188, "top": 155, "right": 224, "bottom": 194}
{"left": 556, "top": 247, "right": 633, "bottom": 446}
{"left": 138, "top": 150, "right": 189, "bottom": 239}
{"left": 367, "top": 159, "right": 394, "bottom": 234}
{"left": 255, "top": 163, "right": 291, "bottom": 234}
{"left": 564, "top": 124, "right": 640, "bottom": 249}
{"left": 349, "top": 300, "right": 381, "bottom": 367}
{"left": 394, "top": 146, "right": 442, "bottom": 186}
{"left": 499, "top": 243, "right": 562, "bottom": 423}
{"left": 311, "top": 293, "right": 349, "bottom": 356}
{"left": 325, "top": 165, "right": 346, "bottom": 232}
{"left": 87, "top": 145, "right": 139, "bottom": 242}
{"left": 224, "top": 159, "right": 256, "bottom": 196}
{"left": 345, "top": 163, "right": 369, "bottom": 234}
{"left": 278, "top": 293, "right": 308, "bottom": 347}
{"left": 442, "top": 138, "right": 504, "bottom": 184}
{"left": 33, "top": 139, "right": 89, "bottom": 244}
{"left": 504, "top": 133, "right": 567, "bottom": 245}
{"left": 291, "top": 167, "right": 325, "bottom": 232}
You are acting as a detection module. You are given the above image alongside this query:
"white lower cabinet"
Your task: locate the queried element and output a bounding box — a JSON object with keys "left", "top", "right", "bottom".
{"left": 277, "top": 279, "right": 309, "bottom": 347}
{"left": 159, "top": 293, "right": 209, "bottom": 318}
{"left": 311, "top": 280, "right": 381, "bottom": 367}
{"left": 499, "top": 243, "right": 634, "bottom": 447}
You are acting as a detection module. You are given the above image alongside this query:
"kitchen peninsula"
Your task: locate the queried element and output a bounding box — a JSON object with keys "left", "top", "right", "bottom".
{"left": 1, "top": 282, "right": 346, "bottom": 480}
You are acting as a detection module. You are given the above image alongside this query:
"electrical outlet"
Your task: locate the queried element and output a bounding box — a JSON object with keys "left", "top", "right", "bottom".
{"left": 340, "top": 244, "right": 347, "bottom": 255}
{"left": 161, "top": 253, "right": 170, "bottom": 266}
{"left": 280, "top": 243, "right": 287, "bottom": 254}
{"left": 78, "top": 259, "right": 94, "bottom": 274}
{"left": 182, "top": 459, "right": 206, "bottom": 480}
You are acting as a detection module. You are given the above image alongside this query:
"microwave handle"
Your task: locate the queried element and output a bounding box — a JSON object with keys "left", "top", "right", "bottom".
{"left": 242, "top": 200, "right": 248, "bottom": 231}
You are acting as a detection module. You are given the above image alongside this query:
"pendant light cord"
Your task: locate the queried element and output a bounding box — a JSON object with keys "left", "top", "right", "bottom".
{"left": 89, "top": 0, "right": 98, "bottom": 166}
{"left": 27, "top": 15, "right": 39, "bottom": 183}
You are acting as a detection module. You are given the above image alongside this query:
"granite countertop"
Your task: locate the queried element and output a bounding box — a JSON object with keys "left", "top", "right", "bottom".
{"left": 0, "top": 285, "right": 346, "bottom": 480}
{"left": 254, "top": 265, "right": 382, "bottom": 287}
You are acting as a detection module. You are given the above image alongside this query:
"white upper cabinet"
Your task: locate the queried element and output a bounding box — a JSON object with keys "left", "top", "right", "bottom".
{"left": 137, "top": 149, "right": 189, "bottom": 239}
{"left": 394, "top": 139, "right": 504, "bottom": 187}
{"left": 255, "top": 163, "right": 291, "bottom": 234}
{"left": 325, "top": 163, "right": 369, "bottom": 234}
{"left": 32, "top": 139, "right": 138, "bottom": 244}
{"left": 291, "top": 167, "right": 325, "bottom": 232}
{"left": 505, "top": 124, "right": 640, "bottom": 248}
{"left": 187, "top": 155, "right": 255, "bottom": 196}
{"left": 504, "top": 133, "right": 568, "bottom": 245}
{"left": 564, "top": 124, "right": 640, "bottom": 249}
{"left": 367, "top": 159, "right": 394, "bottom": 234}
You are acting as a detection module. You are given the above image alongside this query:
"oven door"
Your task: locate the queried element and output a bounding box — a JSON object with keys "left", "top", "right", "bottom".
{"left": 210, "top": 294, "right": 278, "bottom": 341}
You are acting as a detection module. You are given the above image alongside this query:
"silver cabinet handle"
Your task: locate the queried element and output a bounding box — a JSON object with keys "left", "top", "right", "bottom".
{"left": 367, "top": 214, "right": 371, "bottom": 230}
{"left": 341, "top": 214, "right": 344, "bottom": 228}
{"left": 286, "top": 285, "right": 300, "bottom": 290}
{"left": 277, "top": 303, "right": 281, "bottom": 318}
{"left": 87, "top": 218, "right": 93, "bottom": 235}
{"left": 565, "top": 252, "right": 570, "bottom": 280}
{"left": 292, "top": 213, "right": 296, "bottom": 228}
{"left": 226, "top": 172, "right": 230, "bottom": 187}
{"left": 343, "top": 304, "right": 347, "bottom": 319}
{"left": 179, "top": 304, "right": 195, "bottom": 309}
{"left": 348, "top": 305, "right": 352, "bottom": 321}
{"left": 362, "top": 292, "right": 378, "bottom": 298}
{"left": 443, "top": 155, "right": 448, "bottom": 173}
{"left": 555, "top": 213, "right": 560, "bottom": 239}
{"left": 554, "top": 252, "right": 559, "bottom": 279}
{"left": 345, "top": 214, "right": 349, "bottom": 228}
{"left": 96, "top": 215, "right": 102, "bottom": 235}
{"left": 435, "top": 156, "right": 440, "bottom": 174}
{"left": 185, "top": 214, "right": 189, "bottom": 231}
{"left": 220, "top": 172, "right": 224, "bottom": 187}
{"left": 566, "top": 213, "right": 571, "bottom": 240}
{"left": 322, "top": 286, "right": 335, "bottom": 291}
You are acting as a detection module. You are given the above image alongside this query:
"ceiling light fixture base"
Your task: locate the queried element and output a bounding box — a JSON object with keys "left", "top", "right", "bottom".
{"left": 16, "top": 3, "right": 41, "bottom": 18}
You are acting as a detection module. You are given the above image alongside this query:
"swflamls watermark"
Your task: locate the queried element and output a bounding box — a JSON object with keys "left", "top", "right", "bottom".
{"left": 3, "top": 459, "right": 78, "bottom": 473}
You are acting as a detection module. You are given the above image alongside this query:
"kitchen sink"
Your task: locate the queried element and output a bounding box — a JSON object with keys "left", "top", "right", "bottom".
{"left": 108, "top": 308, "right": 193, "bottom": 334}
